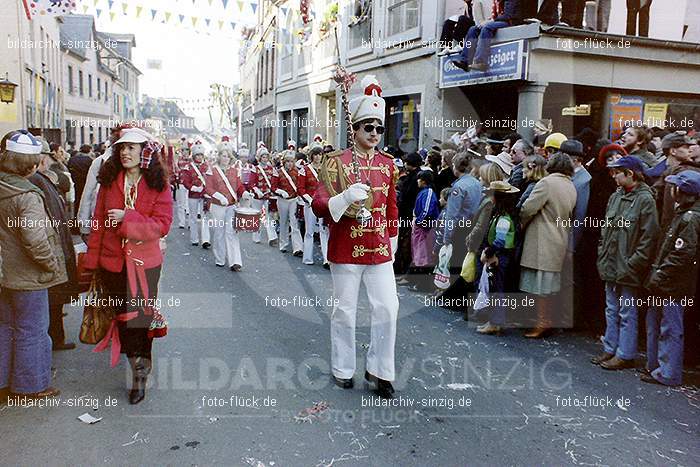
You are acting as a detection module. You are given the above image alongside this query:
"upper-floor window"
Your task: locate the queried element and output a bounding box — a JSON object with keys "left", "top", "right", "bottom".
{"left": 78, "top": 70, "right": 84, "bottom": 96}
{"left": 68, "top": 65, "right": 74, "bottom": 95}
{"left": 88, "top": 74, "right": 93, "bottom": 98}
{"left": 387, "top": 0, "right": 420, "bottom": 37}
{"left": 97, "top": 77, "right": 101, "bottom": 100}
{"left": 104, "top": 81, "right": 108, "bottom": 102}
{"left": 349, "top": 0, "right": 372, "bottom": 50}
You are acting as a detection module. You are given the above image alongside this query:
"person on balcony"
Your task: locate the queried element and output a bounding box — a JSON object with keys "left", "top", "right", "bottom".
{"left": 438, "top": 0, "right": 489, "bottom": 55}
{"left": 451, "top": 0, "right": 524, "bottom": 72}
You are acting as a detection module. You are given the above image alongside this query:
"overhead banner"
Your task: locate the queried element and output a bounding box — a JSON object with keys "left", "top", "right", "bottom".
{"left": 439, "top": 40, "right": 528, "bottom": 89}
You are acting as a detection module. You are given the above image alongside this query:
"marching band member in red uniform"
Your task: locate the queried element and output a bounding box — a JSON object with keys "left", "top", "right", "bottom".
{"left": 272, "top": 151, "right": 303, "bottom": 256}
{"left": 312, "top": 75, "right": 400, "bottom": 398}
{"left": 175, "top": 141, "right": 191, "bottom": 229}
{"left": 180, "top": 142, "right": 211, "bottom": 248}
{"left": 205, "top": 149, "right": 251, "bottom": 271}
{"left": 247, "top": 147, "right": 278, "bottom": 246}
{"left": 298, "top": 146, "right": 329, "bottom": 266}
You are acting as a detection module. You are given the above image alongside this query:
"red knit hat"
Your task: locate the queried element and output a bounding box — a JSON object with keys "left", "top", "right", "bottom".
{"left": 598, "top": 143, "right": 627, "bottom": 166}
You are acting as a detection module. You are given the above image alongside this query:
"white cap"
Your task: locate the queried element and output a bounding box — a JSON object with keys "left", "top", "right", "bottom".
{"left": 349, "top": 75, "right": 385, "bottom": 125}
{"left": 6, "top": 130, "right": 42, "bottom": 155}
{"left": 191, "top": 142, "right": 205, "bottom": 156}
{"left": 486, "top": 153, "right": 514, "bottom": 176}
{"left": 114, "top": 128, "right": 153, "bottom": 145}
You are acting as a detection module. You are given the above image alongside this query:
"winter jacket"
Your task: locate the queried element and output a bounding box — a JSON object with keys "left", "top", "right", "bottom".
{"left": 597, "top": 183, "right": 659, "bottom": 288}
{"left": 651, "top": 160, "right": 700, "bottom": 230}
{"left": 77, "top": 151, "right": 109, "bottom": 234}
{"left": 495, "top": 0, "right": 523, "bottom": 24}
{"left": 84, "top": 171, "right": 173, "bottom": 273}
{"left": 629, "top": 147, "right": 663, "bottom": 170}
{"left": 520, "top": 173, "right": 577, "bottom": 272}
{"left": 570, "top": 166, "right": 592, "bottom": 252}
{"left": 28, "top": 171, "right": 79, "bottom": 303}
{"left": 0, "top": 171, "right": 67, "bottom": 290}
{"left": 465, "top": 194, "right": 494, "bottom": 253}
{"left": 68, "top": 152, "right": 94, "bottom": 208}
{"left": 414, "top": 187, "right": 440, "bottom": 226}
{"left": 646, "top": 198, "right": 700, "bottom": 298}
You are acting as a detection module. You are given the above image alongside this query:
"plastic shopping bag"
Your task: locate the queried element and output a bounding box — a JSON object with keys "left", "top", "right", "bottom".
{"left": 460, "top": 251, "right": 477, "bottom": 283}
{"left": 473, "top": 266, "right": 490, "bottom": 311}
{"left": 433, "top": 244, "right": 453, "bottom": 289}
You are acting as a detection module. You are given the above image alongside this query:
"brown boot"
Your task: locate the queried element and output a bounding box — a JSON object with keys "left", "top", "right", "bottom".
{"left": 591, "top": 352, "right": 615, "bottom": 365}
{"left": 524, "top": 327, "right": 551, "bottom": 339}
{"left": 600, "top": 356, "right": 636, "bottom": 370}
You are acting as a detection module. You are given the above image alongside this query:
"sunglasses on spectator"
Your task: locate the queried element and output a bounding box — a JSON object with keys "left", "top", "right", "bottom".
{"left": 362, "top": 124, "right": 385, "bottom": 135}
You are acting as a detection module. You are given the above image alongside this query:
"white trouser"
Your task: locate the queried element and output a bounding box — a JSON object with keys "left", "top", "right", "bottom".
{"left": 188, "top": 198, "right": 211, "bottom": 245}
{"left": 277, "top": 198, "right": 303, "bottom": 253}
{"left": 250, "top": 198, "right": 278, "bottom": 243}
{"left": 209, "top": 203, "right": 242, "bottom": 267}
{"left": 329, "top": 261, "right": 399, "bottom": 381}
{"left": 302, "top": 204, "right": 329, "bottom": 264}
{"left": 176, "top": 185, "right": 189, "bottom": 227}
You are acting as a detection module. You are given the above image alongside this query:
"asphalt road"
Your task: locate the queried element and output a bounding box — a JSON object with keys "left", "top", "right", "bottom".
{"left": 2, "top": 222, "right": 699, "bottom": 467}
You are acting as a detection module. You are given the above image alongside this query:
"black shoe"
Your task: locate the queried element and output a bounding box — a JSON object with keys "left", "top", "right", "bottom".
{"left": 332, "top": 376, "right": 354, "bottom": 389}
{"left": 215, "top": 263, "right": 225, "bottom": 267}
{"left": 470, "top": 61, "right": 488, "bottom": 72}
{"left": 640, "top": 374, "right": 664, "bottom": 386}
{"left": 192, "top": 242, "right": 199, "bottom": 246}
{"left": 178, "top": 225, "right": 185, "bottom": 229}
{"left": 202, "top": 242, "right": 211, "bottom": 249}
{"left": 231, "top": 264, "right": 242, "bottom": 272}
{"left": 365, "top": 371, "right": 395, "bottom": 399}
{"left": 52, "top": 342, "right": 76, "bottom": 351}
{"left": 323, "top": 263, "right": 330, "bottom": 270}
{"left": 128, "top": 358, "right": 150, "bottom": 405}
{"left": 293, "top": 250, "right": 303, "bottom": 257}
{"left": 452, "top": 60, "right": 470, "bottom": 72}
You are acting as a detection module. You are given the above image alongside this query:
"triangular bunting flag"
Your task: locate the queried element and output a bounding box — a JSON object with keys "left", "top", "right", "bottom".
{"left": 96, "top": 8, "right": 102, "bottom": 17}
{"left": 208, "top": 0, "right": 213, "bottom": 5}
{"left": 230, "top": 21, "right": 236, "bottom": 30}
{"left": 165, "top": 11, "right": 172, "bottom": 22}
{"left": 237, "top": 1, "right": 243, "bottom": 13}
{"left": 93, "top": 0, "right": 99, "bottom": 6}
{"left": 191, "top": 17, "right": 198, "bottom": 27}
{"left": 251, "top": 3, "right": 257, "bottom": 14}
{"left": 179, "top": 14, "right": 185, "bottom": 23}
{"left": 110, "top": 11, "right": 116, "bottom": 21}
{"left": 151, "top": 9, "right": 157, "bottom": 20}
{"left": 108, "top": 0, "right": 114, "bottom": 10}
{"left": 218, "top": 20, "right": 224, "bottom": 29}
{"left": 281, "top": 7, "right": 288, "bottom": 18}
{"left": 222, "top": 0, "right": 228, "bottom": 8}
{"left": 121, "top": 2, "right": 128, "bottom": 15}
{"left": 82, "top": 4, "right": 89, "bottom": 13}
{"left": 136, "top": 6, "right": 143, "bottom": 18}
{"left": 205, "top": 18, "right": 211, "bottom": 27}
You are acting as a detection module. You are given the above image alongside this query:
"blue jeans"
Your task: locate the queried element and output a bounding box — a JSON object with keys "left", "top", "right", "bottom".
{"left": 459, "top": 21, "right": 510, "bottom": 65}
{"left": 0, "top": 288, "right": 52, "bottom": 393}
{"left": 646, "top": 302, "right": 684, "bottom": 386}
{"left": 603, "top": 282, "right": 638, "bottom": 360}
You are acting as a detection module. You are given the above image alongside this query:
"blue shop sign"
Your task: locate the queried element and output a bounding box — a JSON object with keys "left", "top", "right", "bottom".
{"left": 440, "top": 40, "right": 528, "bottom": 88}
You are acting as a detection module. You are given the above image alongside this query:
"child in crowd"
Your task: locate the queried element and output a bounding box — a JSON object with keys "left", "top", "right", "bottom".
{"left": 410, "top": 171, "right": 440, "bottom": 290}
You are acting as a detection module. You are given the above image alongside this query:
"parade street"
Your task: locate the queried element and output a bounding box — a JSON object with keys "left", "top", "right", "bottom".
{"left": 1, "top": 225, "right": 698, "bottom": 467}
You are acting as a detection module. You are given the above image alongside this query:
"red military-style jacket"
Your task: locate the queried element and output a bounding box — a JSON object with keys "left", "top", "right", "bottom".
{"left": 204, "top": 164, "right": 246, "bottom": 206}
{"left": 247, "top": 163, "right": 275, "bottom": 200}
{"left": 312, "top": 148, "right": 399, "bottom": 265}
{"left": 297, "top": 163, "right": 321, "bottom": 204}
{"left": 272, "top": 165, "right": 299, "bottom": 199}
{"left": 180, "top": 161, "right": 209, "bottom": 199}
{"left": 175, "top": 155, "right": 191, "bottom": 185}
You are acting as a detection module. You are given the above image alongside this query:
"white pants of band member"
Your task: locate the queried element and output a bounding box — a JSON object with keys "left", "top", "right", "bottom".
{"left": 188, "top": 198, "right": 211, "bottom": 245}
{"left": 209, "top": 203, "right": 242, "bottom": 267}
{"left": 277, "top": 198, "right": 303, "bottom": 252}
{"left": 329, "top": 261, "right": 399, "bottom": 381}
{"left": 250, "top": 199, "right": 278, "bottom": 243}
{"left": 302, "top": 204, "right": 329, "bottom": 264}
{"left": 176, "top": 185, "right": 189, "bottom": 227}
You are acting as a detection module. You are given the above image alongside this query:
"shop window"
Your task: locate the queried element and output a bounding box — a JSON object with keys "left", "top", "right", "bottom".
{"left": 385, "top": 94, "right": 422, "bottom": 153}
{"left": 296, "top": 108, "right": 309, "bottom": 147}
{"left": 387, "top": 0, "right": 420, "bottom": 38}
{"left": 280, "top": 110, "right": 292, "bottom": 146}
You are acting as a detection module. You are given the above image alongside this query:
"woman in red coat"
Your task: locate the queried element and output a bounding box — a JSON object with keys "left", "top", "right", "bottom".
{"left": 84, "top": 128, "right": 172, "bottom": 404}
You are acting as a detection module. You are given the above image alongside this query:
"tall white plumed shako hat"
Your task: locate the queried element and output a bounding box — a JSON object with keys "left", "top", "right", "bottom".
{"left": 349, "top": 75, "right": 385, "bottom": 125}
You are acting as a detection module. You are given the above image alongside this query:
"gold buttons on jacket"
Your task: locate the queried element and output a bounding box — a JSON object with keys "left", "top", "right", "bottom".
{"left": 349, "top": 224, "right": 386, "bottom": 238}
{"left": 351, "top": 244, "right": 390, "bottom": 258}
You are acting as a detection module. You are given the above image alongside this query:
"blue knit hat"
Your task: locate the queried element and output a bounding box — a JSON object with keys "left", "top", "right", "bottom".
{"left": 5, "top": 130, "right": 42, "bottom": 155}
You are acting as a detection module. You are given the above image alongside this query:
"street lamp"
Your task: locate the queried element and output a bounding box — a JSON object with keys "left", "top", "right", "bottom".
{"left": 0, "top": 72, "right": 18, "bottom": 104}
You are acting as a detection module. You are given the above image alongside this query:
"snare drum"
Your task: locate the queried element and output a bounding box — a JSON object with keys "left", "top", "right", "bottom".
{"left": 234, "top": 207, "right": 261, "bottom": 232}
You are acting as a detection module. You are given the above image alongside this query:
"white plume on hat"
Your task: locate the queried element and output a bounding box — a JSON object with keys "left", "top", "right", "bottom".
{"left": 287, "top": 139, "right": 297, "bottom": 149}
{"left": 256, "top": 146, "right": 270, "bottom": 157}
{"left": 191, "top": 142, "right": 205, "bottom": 156}
{"left": 257, "top": 141, "right": 267, "bottom": 149}
{"left": 349, "top": 75, "right": 385, "bottom": 125}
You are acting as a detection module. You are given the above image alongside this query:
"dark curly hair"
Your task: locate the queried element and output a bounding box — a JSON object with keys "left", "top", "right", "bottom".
{"left": 98, "top": 142, "right": 169, "bottom": 192}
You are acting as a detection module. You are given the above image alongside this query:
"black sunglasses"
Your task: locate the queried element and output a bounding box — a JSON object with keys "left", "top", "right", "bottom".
{"left": 362, "top": 124, "right": 385, "bottom": 135}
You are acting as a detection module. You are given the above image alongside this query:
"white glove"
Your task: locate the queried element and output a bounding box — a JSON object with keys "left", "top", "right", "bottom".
{"left": 213, "top": 192, "right": 228, "bottom": 206}
{"left": 342, "top": 183, "right": 370, "bottom": 204}
{"left": 302, "top": 193, "right": 313, "bottom": 204}
{"left": 190, "top": 185, "right": 204, "bottom": 193}
{"left": 253, "top": 187, "right": 264, "bottom": 198}
{"left": 242, "top": 191, "right": 253, "bottom": 201}
{"left": 275, "top": 189, "right": 290, "bottom": 198}
{"left": 390, "top": 235, "right": 398, "bottom": 263}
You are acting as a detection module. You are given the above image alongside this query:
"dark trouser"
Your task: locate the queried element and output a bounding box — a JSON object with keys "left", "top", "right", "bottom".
{"left": 439, "top": 15, "right": 475, "bottom": 48}
{"left": 48, "top": 299, "right": 66, "bottom": 346}
{"left": 100, "top": 266, "right": 162, "bottom": 359}
{"left": 537, "top": 0, "right": 585, "bottom": 27}
{"left": 626, "top": 0, "right": 652, "bottom": 36}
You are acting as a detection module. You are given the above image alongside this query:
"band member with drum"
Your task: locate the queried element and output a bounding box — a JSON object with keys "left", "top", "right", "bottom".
{"left": 180, "top": 142, "right": 211, "bottom": 248}
{"left": 312, "top": 75, "right": 399, "bottom": 399}
{"left": 247, "top": 147, "right": 278, "bottom": 246}
{"left": 175, "top": 141, "right": 191, "bottom": 229}
{"left": 272, "top": 151, "right": 304, "bottom": 256}
{"left": 298, "top": 146, "right": 329, "bottom": 266}
{"left": 205, "top": 149, "right": 251, "bottom": 272}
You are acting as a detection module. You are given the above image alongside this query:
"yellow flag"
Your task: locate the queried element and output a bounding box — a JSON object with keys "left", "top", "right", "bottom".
{"left": 136, "top": 6, "right": 143, "bottom": 18}
{"left": 237, "top": 1, "right": 243, "bottom": 13}
{"left": 121, "top": 2, "right": 128, "bottom": 14}
{"left": 82, "top": 4, "right": 89, "bottom": 13}
{"left": 93, "top": 0, "right": 99, "bottom": 6}
{"left": 165, "top": 11, "right": 172, "bottom": 22}
{"left": 110, "top": 11, "right": 116, "bottom": 21}
{"left": 192, "top": 17, "right": 198, "bottom": 27}
{"left": 218, "top": 20, "right": 224, "bottom": 30}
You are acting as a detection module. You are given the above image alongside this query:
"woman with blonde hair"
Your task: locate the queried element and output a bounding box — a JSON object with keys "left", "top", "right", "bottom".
{"left": 516, "top": 154, "right": 547, "bottom": 211}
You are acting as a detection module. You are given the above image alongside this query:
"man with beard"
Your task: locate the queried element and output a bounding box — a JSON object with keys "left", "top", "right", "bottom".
{"left": 621, "top": 125, "right": 662, "bottom": 170}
